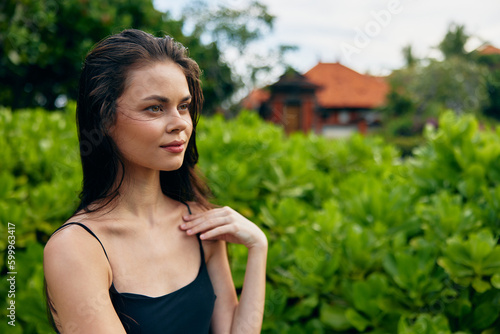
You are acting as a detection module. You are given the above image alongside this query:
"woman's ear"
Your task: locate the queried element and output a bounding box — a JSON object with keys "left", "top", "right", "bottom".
{"left": 104, "top": 112, "right": 117, "bottom": 136}
{"left": 106, "top": 122, "right": 115, "bottom": 136}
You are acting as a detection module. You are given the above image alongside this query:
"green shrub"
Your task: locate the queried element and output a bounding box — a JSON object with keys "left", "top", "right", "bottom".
{"left": 1, "top": 107, "right": 500, "bottom": 333}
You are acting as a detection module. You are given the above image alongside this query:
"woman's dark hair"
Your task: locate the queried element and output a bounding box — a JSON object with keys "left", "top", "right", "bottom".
{"left": 46, "top": 29, "right": 212, "bottom": 331}
{"left": 77, "top": 28, "right": 212, "bottom": 212}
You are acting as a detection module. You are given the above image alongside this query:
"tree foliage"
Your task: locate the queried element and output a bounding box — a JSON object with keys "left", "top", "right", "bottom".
{"left": 474, "top": 50, "right": 500, "bottom": 120}
{"left": 180, "top": 0, "right": 297, "bottom": 104}
{"left": 382, "top": 23, "right": 496, "bottom": 137}
{"left": 0, "top": 0, "right": 280, "bottom": 113}
{"left": 184, "top": 0, "right": 275, "bottom": 53}
{"left": 0, "top": 0, "right": 179, "bottom": 110}
{"left": 402, "top": 44, "right": 417, "bottom": 68}
{"left": 387, "top": 58, "right": 489, "bottom": 116}
{"left": 438, "top": 23, "right": 470, "bottom": 60}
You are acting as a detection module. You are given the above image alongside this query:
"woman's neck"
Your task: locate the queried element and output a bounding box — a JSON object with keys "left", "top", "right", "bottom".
{"left": 109, "top": 167, "right": 174, "bottom": 226}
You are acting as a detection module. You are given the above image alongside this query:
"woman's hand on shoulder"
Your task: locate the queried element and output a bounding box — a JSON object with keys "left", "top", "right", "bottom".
{"left": 180, "top": 206, "right": 267, "bottom": 250}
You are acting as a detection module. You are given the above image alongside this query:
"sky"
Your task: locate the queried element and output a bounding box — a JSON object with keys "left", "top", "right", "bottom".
{"left": 154, "top": 0, "right": 500, "bottom": 87}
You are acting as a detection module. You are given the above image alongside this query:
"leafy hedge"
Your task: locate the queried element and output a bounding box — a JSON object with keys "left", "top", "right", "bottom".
{"left": 1, "top": 105, "right": 500, "bottom": 333}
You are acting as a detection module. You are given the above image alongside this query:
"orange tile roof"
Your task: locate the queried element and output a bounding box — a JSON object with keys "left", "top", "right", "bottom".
{"left": 240, "top": 88, "right": 271, "bottom": 110}
{"left": 304, "top": 62, "right": 388, "bottom": 109}
{"left": 478, "top": 44, "right": 500, "bottom": 56}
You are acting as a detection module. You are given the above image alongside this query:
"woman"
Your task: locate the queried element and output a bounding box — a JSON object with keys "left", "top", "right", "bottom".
{"left": 43, "top": 29, "right": 267, "bottom": 333}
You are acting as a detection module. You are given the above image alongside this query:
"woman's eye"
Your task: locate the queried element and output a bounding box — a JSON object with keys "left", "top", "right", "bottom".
{"left": 146, "top": 105, "right": 162, "bottom": 112}
{"left": 178, "top": 103, "right": 190, "bottom": 112}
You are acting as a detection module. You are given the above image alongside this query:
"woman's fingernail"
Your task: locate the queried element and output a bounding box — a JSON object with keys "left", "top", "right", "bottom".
{"left": 180, "top": 223, "right": 187, "bottom": 229}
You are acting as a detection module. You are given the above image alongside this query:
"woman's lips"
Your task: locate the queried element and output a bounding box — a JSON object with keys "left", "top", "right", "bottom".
{"left": 160, "top": 141, "right": 185, "bottom": 153}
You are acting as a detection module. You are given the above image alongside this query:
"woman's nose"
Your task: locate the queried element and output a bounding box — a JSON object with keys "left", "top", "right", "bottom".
{"left": 165, "top": 110, "right": 190, "bottom": 133}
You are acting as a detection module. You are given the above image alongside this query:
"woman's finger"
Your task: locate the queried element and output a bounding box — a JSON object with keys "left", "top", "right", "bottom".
{"left": 183, "top": 206, "right": 231, "bottom": 221}
{"left": 181, "top": 207, "right": 232, "bottom": 228}
{"left": 199, "top": 224, "right": 236, "bottom": 241}
{"left": 182, "top": 216, "right": 231, "bottom": 235}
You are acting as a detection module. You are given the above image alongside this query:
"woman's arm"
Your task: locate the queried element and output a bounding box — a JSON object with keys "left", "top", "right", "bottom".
{"left": 180, "top": 206, "right": 268, "bottom": 334}
{"left": 44, "top": 225, "right": 126, "bottom": 334}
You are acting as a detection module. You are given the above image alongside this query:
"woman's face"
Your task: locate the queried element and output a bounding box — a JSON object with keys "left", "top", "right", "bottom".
{"left": 110, "top": 61, "right": 193, "bottom": 173}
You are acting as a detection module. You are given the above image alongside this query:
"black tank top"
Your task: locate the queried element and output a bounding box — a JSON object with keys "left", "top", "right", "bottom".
{"left": 50, "top": 204, "right": 216, "bottom": 333}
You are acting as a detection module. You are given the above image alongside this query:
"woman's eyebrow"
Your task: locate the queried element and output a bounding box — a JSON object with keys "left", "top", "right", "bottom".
{"left": 142, "top": 95, "right": 169, "bottom": 103}
{"left": 142, "top": 95, "right": 192, "bottom": 102}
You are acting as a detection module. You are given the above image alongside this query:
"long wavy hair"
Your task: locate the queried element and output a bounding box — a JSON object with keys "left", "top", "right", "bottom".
{"left": 76, "top": 29, "right": 212, "bottom": 211}
{"left": 46, "top": 29, "right": 212, "bottom": 331}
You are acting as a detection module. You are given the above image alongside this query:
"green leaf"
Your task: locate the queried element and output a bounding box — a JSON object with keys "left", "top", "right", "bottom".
{"left": 345, "top": 308, "right": 371, "bottom": 331}
{"left": 472, "top": 277, "right": 491, "bottom": 293}
{"left": 491, "top": 273, "right": 500, "bottom": 289}
{"left": 482, "top": 247, "right": 500, "bottom": 274}
{"left": 445, "top": 294, "right": 472, "bottom": 317}
{"left": 351, "top": 273, "right": 388, "bottom": 318}
{"left": 320, "top": 303, "right": 351, "bottom": 331}
{"left": 471, "top": 299, "right": 500, "bottom": 330}
{"left": 284, "top": 294, "right": 319, "bottom": 321}
{"left": 469, "top": 230, "right": 496, "bottom": 263}
{"left": 437, "top": 257, "right": 473, "bottom": 278}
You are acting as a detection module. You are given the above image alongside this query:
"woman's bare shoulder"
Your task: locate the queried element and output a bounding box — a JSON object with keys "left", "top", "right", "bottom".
{"left": 44, "top": 219, "right": 111, "bottom": 285}
{"left": 43, "top": 220, "right": 123, "bottom": 333}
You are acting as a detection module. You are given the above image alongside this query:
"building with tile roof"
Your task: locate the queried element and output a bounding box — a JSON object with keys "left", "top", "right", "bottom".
{"left": 244, "top": 62, "right": 389, "bottom": 137}
{"left": 477, "top": 44, "right": 500, "bottom": 56}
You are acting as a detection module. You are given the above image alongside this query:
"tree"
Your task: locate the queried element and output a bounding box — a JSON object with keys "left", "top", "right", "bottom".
{"left": 475, "top": 50, "right": 500, "bottom": 120}
{"left": 438, "top": 23, "right": 469, "bottom": 59}
{"left": 386, "top": 57, "right": 488, "bottom": 117}
{"left": 0, "top": 0, "right": 281, "bottom": 113}
{"left": 402, "top": 44, "right": 417, "bottom": 68}
{"left": 0, "top": 0, "right": 182, "bottom": 110}
{"left": 184, "top": 0, "right": 275, "bottom": 54}
{"left": 383, "top": 24, "right": 490, "bottom": 123}
{"left": 174, "top": 0, "right": 274, "bottom": 113}
{"left": 180, "top": 0, "right": 297, "bottom": 110}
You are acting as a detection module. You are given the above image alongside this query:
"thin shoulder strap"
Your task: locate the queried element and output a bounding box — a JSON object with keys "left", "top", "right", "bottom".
{"left": 52, "top": 222, "right": 110, "bottom": 262}
{"left": 179, "top": 201, "right": 206, "bottom": 259}
{"left": 196, "top": 233, "right": 206, "bottom": 261}
{"left": 180, "top": 200, "right": 192, "bottom": 214}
